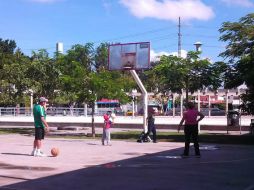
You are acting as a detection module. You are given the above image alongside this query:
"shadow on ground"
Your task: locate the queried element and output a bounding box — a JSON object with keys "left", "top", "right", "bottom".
{"left": 2, "top": 144, "right": 254, "bottom": 190}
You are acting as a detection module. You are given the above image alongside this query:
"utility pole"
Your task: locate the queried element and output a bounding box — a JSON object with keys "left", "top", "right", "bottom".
{"left": 178, "top": 17, "right": 182, "bottom": 58}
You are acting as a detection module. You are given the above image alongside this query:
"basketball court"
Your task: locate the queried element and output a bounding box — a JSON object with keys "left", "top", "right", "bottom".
{"left": 1, "top": 134, "right": 254, "bottom": 190}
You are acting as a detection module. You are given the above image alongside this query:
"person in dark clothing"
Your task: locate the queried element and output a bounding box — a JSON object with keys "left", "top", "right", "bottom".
{"left": 146, "top": 112, "right": 157, "bottom": 143}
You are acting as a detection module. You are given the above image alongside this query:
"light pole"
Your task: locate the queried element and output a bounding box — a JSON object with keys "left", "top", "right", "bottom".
{"left": 194, "top": 41, "right": 202, "bottom": 112}
{"left": 28, "top": 89, "right": 33, "bottom": 116}
{"left": 194, "top": 42, "right": 202, "bottom": 132}
{"left": 131, "top": 89, "right": 137, "bottom": 118}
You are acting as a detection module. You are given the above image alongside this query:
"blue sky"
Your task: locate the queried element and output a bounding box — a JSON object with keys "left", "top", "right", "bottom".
{"left": 0, "top": 0, "right": 253, "bottom": 62}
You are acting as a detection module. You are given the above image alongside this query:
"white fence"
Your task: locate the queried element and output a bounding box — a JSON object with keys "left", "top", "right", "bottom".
{"left": 0, "top": 107, "right": 248, "bottom": 117}
{"left": 0, "top": 107, "right": 123, "bottom": 117}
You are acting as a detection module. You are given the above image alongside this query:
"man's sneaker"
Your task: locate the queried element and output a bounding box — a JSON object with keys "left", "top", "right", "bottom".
{"left": 31, "top": 149, "right": 37, "bottom": 156}
{"left": 35, "top": 151, "right": 47, "bottom": 157}
{"left": 195, "top": 154, "right": 201, "bottom": 158}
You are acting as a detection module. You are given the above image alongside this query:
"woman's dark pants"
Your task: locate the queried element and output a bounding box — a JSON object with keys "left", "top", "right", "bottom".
{"left": 184, "top": 124, "right": 200, "bottom": 156}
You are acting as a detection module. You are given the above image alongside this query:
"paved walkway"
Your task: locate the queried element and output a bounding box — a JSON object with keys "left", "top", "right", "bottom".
{"left": 0, "top": 134, "right": 254, "bottom": 190}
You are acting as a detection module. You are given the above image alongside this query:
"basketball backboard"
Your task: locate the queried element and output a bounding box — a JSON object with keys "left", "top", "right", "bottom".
{"left": 108, "top": 42, "right": 150, "bottom": 71}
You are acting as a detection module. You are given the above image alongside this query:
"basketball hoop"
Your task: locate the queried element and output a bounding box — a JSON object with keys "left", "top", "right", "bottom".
{"left": 107, "top": 42, "right": 150, "bottom": 134}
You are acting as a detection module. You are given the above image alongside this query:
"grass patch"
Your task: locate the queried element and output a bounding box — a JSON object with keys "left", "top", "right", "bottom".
{"left": 111, "top": 131, "right": 254, "bottom": 145}
{"left": 0, "top": 128, "right": 253, "bottom": 145}
{"left": 0, "top": 128, "right": 33, "bottom": 135}
{"left": 111, "top": 131, "right": 184, "bottom": 142}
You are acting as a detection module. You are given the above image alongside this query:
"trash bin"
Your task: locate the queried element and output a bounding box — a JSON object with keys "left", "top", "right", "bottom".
{"left": 250, "top": 119, "right": 254, "bottom": 134}
{"left": 227, "top": 110, "right": 240, "bottom": 126}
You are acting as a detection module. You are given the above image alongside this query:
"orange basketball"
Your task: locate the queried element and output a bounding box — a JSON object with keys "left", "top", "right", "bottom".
{"left": 51, "top": 147, "right": 59, "bottom": 157}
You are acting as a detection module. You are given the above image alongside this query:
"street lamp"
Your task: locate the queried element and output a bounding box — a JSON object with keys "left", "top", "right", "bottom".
{"left": 194, "top": 41, "right": 202, "bottom": 52}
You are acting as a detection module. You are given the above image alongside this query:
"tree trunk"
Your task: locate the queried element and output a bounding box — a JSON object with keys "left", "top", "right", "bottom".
{"left": 91, "top": 102, "right": 95, "bottom": 138}
{"left": 185, "top": 79, "right": 189, "bottom": 103}
{"left": 185, "top": 88, "right": 189, "bottom": 103}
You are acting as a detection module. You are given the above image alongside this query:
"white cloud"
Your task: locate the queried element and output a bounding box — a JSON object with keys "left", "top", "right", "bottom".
{"left": 150, "top": 49, "right": 187, "bottom": 62}
{"left": 150, "top": 50, "right": 170, "bottom": 62}
{"left": 120, "top": 0, "right": 214, "bottom": 22}
{"left": 170, "top": 50, "right": 188, "bottom": 58}
{"left": 221, "top": 0, "right": 254, "bottom": 7}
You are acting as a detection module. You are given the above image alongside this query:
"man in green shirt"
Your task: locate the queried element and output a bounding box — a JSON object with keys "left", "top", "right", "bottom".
{"left": 31, "top": 97, "right": 49, "bottom": 157}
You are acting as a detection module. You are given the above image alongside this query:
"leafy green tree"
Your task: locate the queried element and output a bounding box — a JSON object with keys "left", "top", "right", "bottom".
{"left": 27, "top": 49, "right": 60, "bottom": 100}
{"left": 57, "top": 44, "right": 94, "bottom": 104}
{"left": 0, "top": 39, "right": 32, "bottom": 106}
{"left": 82, "top": 70, "right": 133, "bottom": 137}
{"left": 58, "top": 43, "right": 134, "bottom": 137}
{"left": 1, "top": 49, "right": 31, "bottom": 105}
{"left": 151, "top": 51, "right": 224, "bottom": 103}
{"left": 0, "top": 38, "right": 16, "bottom": 54}
{"left": 204, "top": 61, "right": 228, "bottom": 91}
{"left": 94, "top": 43, "right": 109, "bottom": 72}
{"left": 65, "top": 43, "right": 94, "bottom": 72}
{"left": 219, "top": 13, "right": 254, "bottom": 114}
{"left": 0, "top": 38, "right": 17, "bottom": 78}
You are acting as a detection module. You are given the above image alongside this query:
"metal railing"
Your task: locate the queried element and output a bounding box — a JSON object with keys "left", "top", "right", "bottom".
{"left": 1, "top": 107, "right": 247, "bottom": 117}
{"left": 0, "top": 107, "right": 32, "bottom": 116}
{"left": 0, "top": 107, "right": 123, "bottom": 117}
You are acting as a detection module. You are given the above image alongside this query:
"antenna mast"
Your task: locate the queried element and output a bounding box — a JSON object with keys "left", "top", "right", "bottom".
{"left": 178, "top": 17, "right": 182, "bottom": 57}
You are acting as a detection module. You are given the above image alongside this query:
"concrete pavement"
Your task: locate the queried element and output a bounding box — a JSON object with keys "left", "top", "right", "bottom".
{"left": 1, "top": 134, "right": 254, "bottom": 190}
